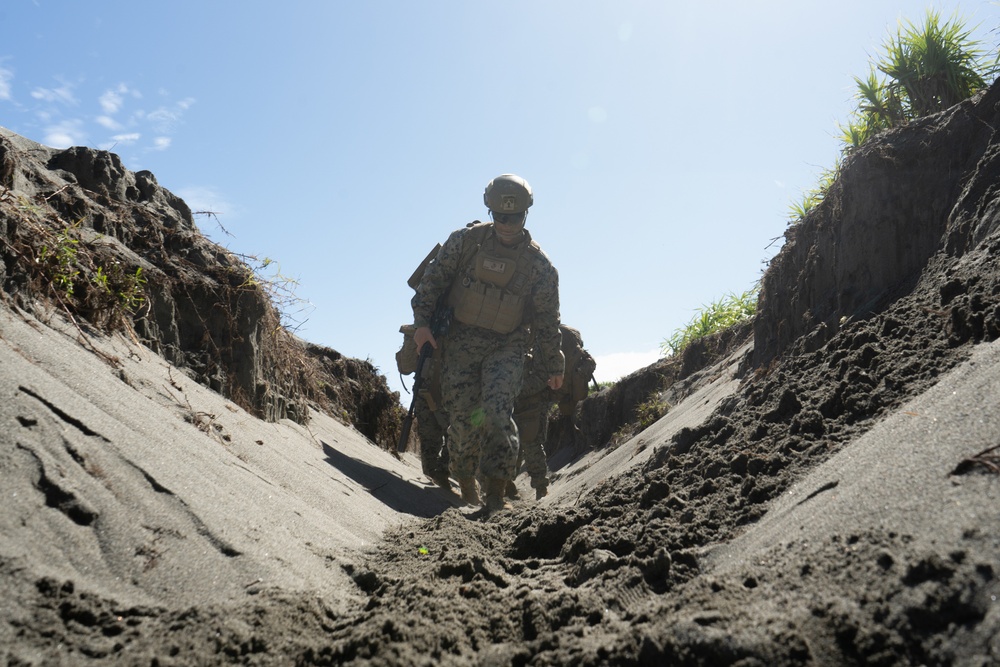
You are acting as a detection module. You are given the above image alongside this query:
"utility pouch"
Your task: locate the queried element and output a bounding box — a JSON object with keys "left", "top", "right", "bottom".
{"left": 395, "top": 324, "right": 419, "bottom": 375}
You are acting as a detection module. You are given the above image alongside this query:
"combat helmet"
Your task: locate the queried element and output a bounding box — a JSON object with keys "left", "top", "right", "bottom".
{"left": 484, "top": 174, "right": 533, "bottom": 214}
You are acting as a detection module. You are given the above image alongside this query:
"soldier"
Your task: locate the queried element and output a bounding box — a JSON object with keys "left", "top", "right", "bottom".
{"left": 395, "top": 326, "right": 451, "bottom": 488}
{"left": 512, "top": 324, "right": 596, "bottom": 500}
{"left": 411, "top": 174, "right": 564, "bottom": 513}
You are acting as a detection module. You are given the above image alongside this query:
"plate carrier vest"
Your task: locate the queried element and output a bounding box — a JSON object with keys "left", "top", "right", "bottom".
{"left": 447, "top": 222, "right": 543, "bottom": 335}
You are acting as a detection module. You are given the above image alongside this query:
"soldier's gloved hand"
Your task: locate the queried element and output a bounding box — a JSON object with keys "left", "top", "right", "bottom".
{"left": 414, "top": 326, "right": 437, "bottom": 351}
{"left": 547, "top": 374, "right": 564, "bottom": 391}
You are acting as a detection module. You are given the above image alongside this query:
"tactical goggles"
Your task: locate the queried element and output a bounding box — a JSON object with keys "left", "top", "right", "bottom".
{"left": 492, "top": 211, "right": 526, "bottom": 226}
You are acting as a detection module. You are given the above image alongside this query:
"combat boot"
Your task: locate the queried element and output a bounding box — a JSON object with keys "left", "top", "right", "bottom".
{"left": 504, "top": 480, "right": 520, "bottom": 500}
{"left": 484, "top": 478, "right": 513, "bottom": 513}
{"left": 535, "top": 484, "right": 548, "bottom": 501}
{"left": 429, "top": 469, "right": 451, "bottom": 490}
{"left": 457, "top": 477, "right": 480, "bottom": 506}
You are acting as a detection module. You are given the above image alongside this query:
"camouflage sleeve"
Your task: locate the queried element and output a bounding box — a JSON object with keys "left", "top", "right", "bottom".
{"left": 518, "top": 355, "right": 551, "bottom": 398}
{"left": 530, "top": 257, "right": 564, "bottom": 378}
{"left": 411, "top": 227, "right": 465, "bottom": 329}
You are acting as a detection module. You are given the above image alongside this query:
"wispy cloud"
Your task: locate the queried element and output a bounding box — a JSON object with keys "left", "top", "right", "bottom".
{"left": 5, "top": 73, "right": 194, "bottom": 159}
{"left": 0, "top": 65, "right": 13, "bottom": 101}
{"left": 97, "top": 132, "right": 141, "bottom": 151}
{"left": 31, "top": 84, "right": 77, "bottom": 106}
{"left": 99, "top": 84, "right": 125, "bottom": 113}
{"left": 98, "top": 83, "right": 140, "bottom": 113}
{"left": 96, "top": 115, "right": 123, "bottom": 130}
{"left": 176, "top": 185, "right": 236, "bottom": 219}
{"left": 43, "top": 119, "right": 86, "bottom": 149}
{"left": 113, "top": 132, "right": 141, "bottom": 144}
{"left": 92, "top": 86, "right": 192, "bottom": 155}
{"left": 145, "top": 97, "right": 196, "bottom": 134}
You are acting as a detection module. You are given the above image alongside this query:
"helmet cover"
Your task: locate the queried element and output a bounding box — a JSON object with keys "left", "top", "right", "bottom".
{"left": 484, "top": 174, "right": 533, "bottom": 214}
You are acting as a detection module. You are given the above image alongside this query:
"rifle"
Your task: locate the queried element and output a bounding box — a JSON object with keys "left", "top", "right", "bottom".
{"left": 396, "top": 303, "right": 452, "bottom": 453}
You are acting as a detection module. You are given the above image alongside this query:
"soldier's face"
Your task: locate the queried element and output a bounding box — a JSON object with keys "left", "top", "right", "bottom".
{"left": 493, "top": 211, "right": 526, "bottom": 245}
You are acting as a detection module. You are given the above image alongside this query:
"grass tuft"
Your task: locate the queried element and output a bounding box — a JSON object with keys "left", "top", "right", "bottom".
{"left": 661, "top": 287, "right": 758, "bottom": 358}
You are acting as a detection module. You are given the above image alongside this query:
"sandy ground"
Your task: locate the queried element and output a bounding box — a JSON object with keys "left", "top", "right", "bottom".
{"left": 3, "top": 286, "right": 999, "bottom": 665}
{"left": 0, "top": 303, "right": 448, "bottom": 614}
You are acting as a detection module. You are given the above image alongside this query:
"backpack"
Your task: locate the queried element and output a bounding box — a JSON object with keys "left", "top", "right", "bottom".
{"left": 556, "top": 325, "right": 596, "bottom": 416}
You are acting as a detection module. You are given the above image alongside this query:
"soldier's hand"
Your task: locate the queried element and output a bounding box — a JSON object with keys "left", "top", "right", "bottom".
{"left": 547, "top": 374, "right": 564, "bottom": 391}
{"left": 414, "top": 326, "right": 437, "bottom": 351}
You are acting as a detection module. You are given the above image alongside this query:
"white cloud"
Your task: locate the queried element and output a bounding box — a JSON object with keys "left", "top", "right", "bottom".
{"left": 592, "top": 348, "right": 662, "bottom": 384}
{"left": 43, "top": 119, "right": 86, "bottom": 148}
{"left": 99, "top": 89, "right": 123, "bottom": 114}
{"left": 152, "top": 136, "right": 171, "bottom": 150}
{"left": 31, "top": 84, "right": 77, "bottom": 106}
{"left": 98, "top": 83, "right": 139, "bottom": 113}
{"left": 0, "top": 65, "right": 13, "bottom": 101}
{"left": 176, "top": 186, "right": 235, "bottom": 219}
{"left": 96, "top": 115, "right": 122, "bottom": 130}
{"left": 146, "top": 97, "right": 195, "bottom": 133}
{"left": 145, "top": 108, "right": 176, "bottom": 132}
{"left": 98, "top": 132, "right": 140, "bottom": 151}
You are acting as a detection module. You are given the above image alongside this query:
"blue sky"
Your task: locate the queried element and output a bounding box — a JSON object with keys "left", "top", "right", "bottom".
{"left": 2, "top": 1, "right": 998, "bottom": 401}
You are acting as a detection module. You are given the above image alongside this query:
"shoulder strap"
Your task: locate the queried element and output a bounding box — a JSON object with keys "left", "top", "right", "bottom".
{"left": 457, "top": 220, "right": 492, "bottom": 270}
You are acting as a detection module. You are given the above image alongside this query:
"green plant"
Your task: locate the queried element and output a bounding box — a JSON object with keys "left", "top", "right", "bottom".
{"left": 789, "top": 10, "right": 998, "bottom": 225}
{"left": 878, "top": 10, "right": 994, "bottom": 119}
{"left": 635, "top": 395, "right": 670, "bottom": 430}
{"left": 788, "top": 162, "right": 840, "bottom": 222}
{"left": 93, "top": 263, "right": 147, "bottom": 314}
{"left": 36, "top": 222, "right": 81, "bottom": 298}
{"left": 118, "top": 266, "right": 147, "bottom": 313}
{"left": 661, "top": 287, "right": 758, "bottom": 357}
{"left": 608, "top": 389, "right": 671, "bottom": 447}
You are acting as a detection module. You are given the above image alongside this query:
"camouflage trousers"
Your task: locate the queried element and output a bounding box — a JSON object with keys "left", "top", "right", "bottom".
{"left": 414, "top": 390, "right": 449, "bottom": 478}
{"left": 441, "top": 325, "right": 526, "bottom": 481}
{"left": 513, "top": 391, "right": 551, "bottom": 488}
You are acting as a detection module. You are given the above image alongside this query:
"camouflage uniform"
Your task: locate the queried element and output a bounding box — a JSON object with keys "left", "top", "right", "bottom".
{"left": 513, "top": 352, "right": 553, "bottom": 491}
{"left": 514, "top": 324, "right": 596, "bottom": 497}
{"left": 414, "top": 356, "right": 450, "bottom": 484}
{"left": 412, "top": 223, "right": 562, "bottom": 484}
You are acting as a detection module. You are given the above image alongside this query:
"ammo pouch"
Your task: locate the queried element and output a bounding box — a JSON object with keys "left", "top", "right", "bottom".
{"left": 448, "top": 234, "right": 532, "bottom": 334}
{"left": 450, "top": 282, "right": 526, "bottom": 334}
{"left": 395, "top": 324, "right": 419, "bottom": 375}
